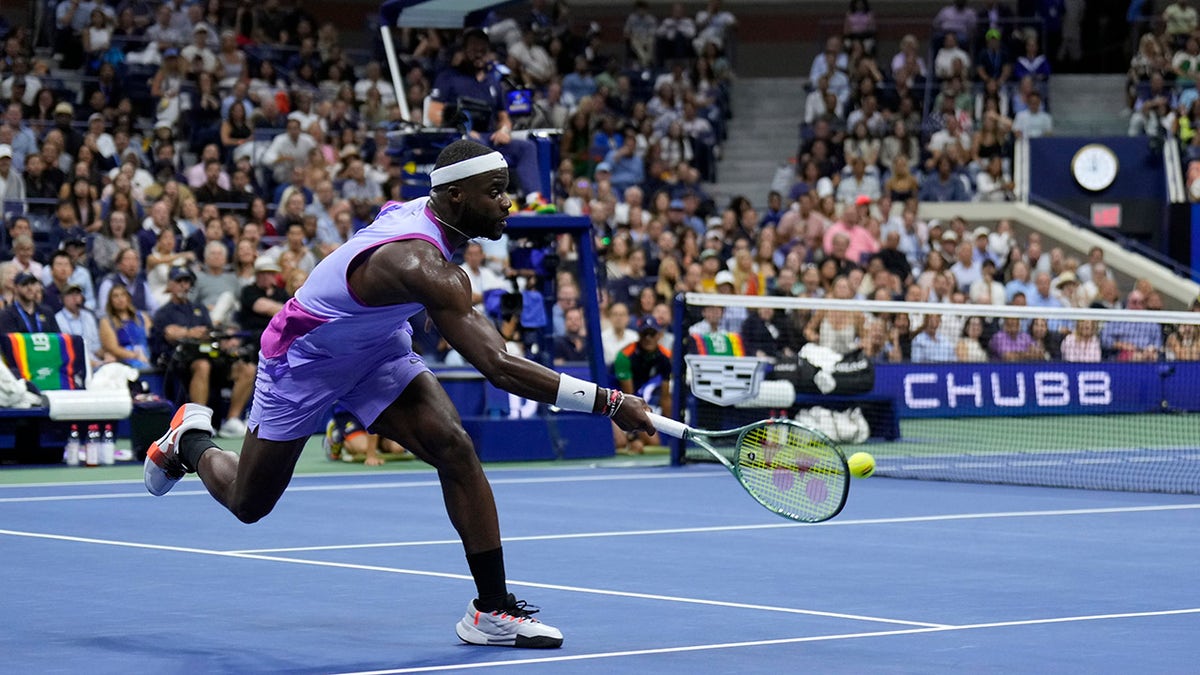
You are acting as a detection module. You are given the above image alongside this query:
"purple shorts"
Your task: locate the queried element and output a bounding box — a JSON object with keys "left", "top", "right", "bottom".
{"left": 246, "top": 344, "right": 431, "bottom": 442}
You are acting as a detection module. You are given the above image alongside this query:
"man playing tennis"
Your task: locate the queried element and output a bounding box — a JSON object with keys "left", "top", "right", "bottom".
{"left": 143, "top": 139, "right": 656, "bottom": 649}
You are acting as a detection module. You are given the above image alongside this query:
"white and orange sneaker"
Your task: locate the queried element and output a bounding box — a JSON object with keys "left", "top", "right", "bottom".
{"left": 144, "top": 403, "right": 215, "bottom": 496}
{"left": 455, "top": 594, "right": 563, "bottom": 648}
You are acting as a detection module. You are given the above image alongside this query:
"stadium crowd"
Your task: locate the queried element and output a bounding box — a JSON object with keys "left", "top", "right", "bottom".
{"left": 0, "top": 0, "right": 1196, "bottom": 438}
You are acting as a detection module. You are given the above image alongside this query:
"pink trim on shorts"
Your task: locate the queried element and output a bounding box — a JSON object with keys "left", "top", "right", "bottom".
{"left": 260, "top": 298, "right": 329, "bottom": 359}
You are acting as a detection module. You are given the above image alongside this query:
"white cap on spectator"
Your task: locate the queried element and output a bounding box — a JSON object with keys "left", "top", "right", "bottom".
{"left": 972, "top": 226, "right": 990, "bottom": 239}
{"left": 0, "top": 144, "right": 11, "bottom": 159}
{"left": 254, "top": 257, "right": 282, "bottom": 274}
{"left": 287, "top": 112, "right": 306, "bottom": 124}
{"left": 715, "top": 270, "right": 735, "bottom": 287}
{"left": 705, "top": 216, "right": 722, "bottom": 228}
{"left": 941, "top": 230, "right": 958, "bottom": 242}
{"left": 1054, "top": 271, "right": 1079, "bottom": 288}
{"left": 193, "top": 23, "right": 210, "bottom": 34}
{"left": 816, "top": 176, "right": 834, "bottom": 198}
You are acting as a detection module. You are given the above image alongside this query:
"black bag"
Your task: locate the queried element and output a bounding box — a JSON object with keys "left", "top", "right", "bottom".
{"left": 770, "top": 348, "right": 875, "bottom": 395}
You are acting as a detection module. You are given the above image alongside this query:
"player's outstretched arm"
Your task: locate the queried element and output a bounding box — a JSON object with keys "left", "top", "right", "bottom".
{"left": 371, "top": 242, "right": 655, "bottom": 434}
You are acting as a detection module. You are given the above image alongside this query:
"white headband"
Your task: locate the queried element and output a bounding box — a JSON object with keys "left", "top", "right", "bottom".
{"left": 429, "top": 152, "right": 508, "bottom": 187}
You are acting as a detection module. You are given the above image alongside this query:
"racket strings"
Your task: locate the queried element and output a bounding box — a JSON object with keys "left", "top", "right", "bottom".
{"left": 735, "top": 423, "right": 847, "bottom": 522}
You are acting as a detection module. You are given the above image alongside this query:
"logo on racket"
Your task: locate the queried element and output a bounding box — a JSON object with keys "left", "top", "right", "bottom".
{"left": 573, "top": 390, "right": 585, "bottom": 397}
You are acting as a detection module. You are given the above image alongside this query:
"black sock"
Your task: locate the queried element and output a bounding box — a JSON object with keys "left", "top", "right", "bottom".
{"left": 178, "top": 429, "right": 217, "bottom": 473}
{"left": 466, "top": 547, "right": 508, "bottom": 611}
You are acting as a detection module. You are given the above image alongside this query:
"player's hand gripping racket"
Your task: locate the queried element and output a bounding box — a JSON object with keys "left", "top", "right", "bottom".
{"left": 648, "top": 413, "right": 849, "bottom": 523}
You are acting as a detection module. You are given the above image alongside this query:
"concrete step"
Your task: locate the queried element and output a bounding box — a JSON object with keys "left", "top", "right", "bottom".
{"left": 710, "top": 76, "right": 807, "bottom": 209}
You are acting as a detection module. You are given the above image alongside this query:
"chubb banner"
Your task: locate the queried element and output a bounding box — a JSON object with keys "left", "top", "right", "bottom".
{"left": 872, "top": 362, "right": 1200, "bottom": 418}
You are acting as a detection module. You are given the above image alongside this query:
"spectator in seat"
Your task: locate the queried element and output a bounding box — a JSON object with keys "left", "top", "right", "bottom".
{"left": 919, "top": 155, "right": 971, "bottom": 202}
{"left": 956, "top": 315, "right": 988, "bottom": 362}
{"left": 891, "top": 34, "right": 928, "bottom": 88}
{"left": 975, "top": 155, "right": 1015, "bottom": 202}
{"left": 1164, "top": 0, "right": 1199, "bottom": 51}
{"left": 1100, "top": 290, "right": 1162, "bottom": 361}
{"left": 2, "top": 234, "right": 42, "bottom": 280}
{"left": 1012, "top": 91, "right": 1053, "bottom": 139}
{"left": 624, "top": 0, "right": 658, "bottom": 69}
{"left": 460, "top": 241, "right": 505, "bottom": 316}
{"left": 193, "top": 240, "right": 241, "bottom": 327}
{"left": 934, "top": 32, "right": 971, "bottom": 81}
{"left": 612, "top": 315, "right": 672, "bottom": 454}
{"left": 911, "top": 313, "right": 955, "bottom": 362}
{"left": 656, "top": 3, "right": 697, "bottom": 63}
{"left": 237, "top": 256, "right": 288, "bottom": 353}
{"left": 601, "top": 301, "right": 638, "bottom": 366}
{"left": 96, "top": 246, "right": 157, "bottom": 318}
{"left": 553, "top": 306, "right": 588, "bottom": 365}
{"left": 1166, "top": 319, "right": 1200, "bottom": 360}
{"left": 1128, "top": 72, "right": 1175, "bottom": 137}
{"left": 98, "top": 283, "right": 154, "bottom": 370}
{"left": 262, "top": 114, "right": 317, "bottom": 187}
{"left": 836, "top": 157, "right": 881, "bottom": 205}
{"left": 0, "top": 144, "right": 25, "bottom": 203}
{"left": 55, "top": 283, "right": 105, "bottom": 370}
{"left": 0, "top": 272, "right": 60, "bottom": 334}
{"left": 975, "top": 28, "right": 1012, "bottom": 91}
{"left": 42, "top": 251, "right": 79, "bottom": 314}
{"left": 1061, "top": 319, "right": 1101, "bottom": 362}
{"left": 933, "top": 0, "right": 976, "bottom": 45}
{"left": 989, "top": 316, "right": 1043, "bottom": 361}
{"left": 1014, "top": 35, "right": 1051, "bottom": 83}
{"left": 742, "top": 305, "right": 798, "bottom": 359}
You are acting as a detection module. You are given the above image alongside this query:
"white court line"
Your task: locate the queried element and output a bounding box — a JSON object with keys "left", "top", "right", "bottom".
{"left": 0, "top": 527, "right": 942, "bottom": 629}
{"left": 229, "top": 502, "right": 1200, "bottom": 554}
{"left": 0, "top": 471, "right": 719, "bottom": 503}
{"left": 329, "top": 607, "right": 1200, "bottom": 675}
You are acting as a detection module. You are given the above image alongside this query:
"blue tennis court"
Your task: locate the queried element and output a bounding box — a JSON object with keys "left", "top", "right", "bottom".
{"left": 2, "top": 460, "right": 1198, "bottom": 673}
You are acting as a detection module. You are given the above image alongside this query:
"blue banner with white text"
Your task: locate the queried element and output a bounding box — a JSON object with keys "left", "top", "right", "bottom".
{"left": 873, "top": 362, "right": 1200, "bottom": 418}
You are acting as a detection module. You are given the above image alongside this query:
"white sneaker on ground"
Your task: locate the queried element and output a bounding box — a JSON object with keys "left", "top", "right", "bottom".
{"left": 455, "top": 594, "right": 563, "bottom": 648}
{"left": 144, "top": 403, "right": 214, "bottom": 496}
{"left": 218, "top": 417, "right": 247, "bottom": 438}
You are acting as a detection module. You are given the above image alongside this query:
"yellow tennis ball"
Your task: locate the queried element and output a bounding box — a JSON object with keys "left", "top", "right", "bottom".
{"left": 847, "top": 452, "right": 875, "bottom": 479}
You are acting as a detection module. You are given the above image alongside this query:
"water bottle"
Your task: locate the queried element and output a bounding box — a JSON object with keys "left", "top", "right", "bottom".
{"left": 64, "top": 425, "right": 80, "bottom": 466}
{"left": 101, "top": 424, "right": 116, "bottom": 466}
{"left": 85, "top": 424, "right": 99, "bottom": 467}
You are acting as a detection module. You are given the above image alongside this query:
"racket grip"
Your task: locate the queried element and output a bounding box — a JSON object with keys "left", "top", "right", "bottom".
{"left": 648, "top": 413, "right": 689, "bottom": 439}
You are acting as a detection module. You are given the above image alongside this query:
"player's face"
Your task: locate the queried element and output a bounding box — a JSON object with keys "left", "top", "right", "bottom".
{"left": 459, "top": 170, "right": 512, "bottom": 239}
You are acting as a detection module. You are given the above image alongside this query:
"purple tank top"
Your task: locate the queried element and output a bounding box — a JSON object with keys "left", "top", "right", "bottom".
{"left": 260, "top": 197, "right": 455, "bottom": 363}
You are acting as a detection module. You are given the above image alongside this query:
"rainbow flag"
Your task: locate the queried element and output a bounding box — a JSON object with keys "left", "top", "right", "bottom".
{"left": 6, "top": 333, "right": 81, "bottom": 391}
{"left": 689, "top": 332, "right": 745, "bottom": 357}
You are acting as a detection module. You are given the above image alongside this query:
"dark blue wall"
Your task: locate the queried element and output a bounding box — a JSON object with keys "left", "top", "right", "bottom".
{"left": 1028, "top": 137, "right": 1167, "bottom": 248}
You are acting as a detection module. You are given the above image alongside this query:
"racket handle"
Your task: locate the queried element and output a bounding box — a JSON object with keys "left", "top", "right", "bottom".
{"left": 648, "top": 412, "right": 689, "bottom": 439}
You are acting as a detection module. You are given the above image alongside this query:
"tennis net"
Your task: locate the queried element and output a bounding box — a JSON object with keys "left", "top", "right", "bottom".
{"left": 670, "top": 293, "right": 1200, "bottom": 494}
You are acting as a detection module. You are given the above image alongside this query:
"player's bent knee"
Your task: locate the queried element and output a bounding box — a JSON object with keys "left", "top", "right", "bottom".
{"left": 229, "top": 498, "right": 278, "bottom": 524}
{"left": 427, "top": 425, "right": 478, "bottom": 469}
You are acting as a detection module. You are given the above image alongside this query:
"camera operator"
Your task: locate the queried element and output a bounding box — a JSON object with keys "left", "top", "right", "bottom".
{"left": 151, "top": 265, "right": 254, "bottom": 437}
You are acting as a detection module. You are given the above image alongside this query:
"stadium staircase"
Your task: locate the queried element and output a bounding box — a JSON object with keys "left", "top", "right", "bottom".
{"left": 706, "top": 76, "right": 805, "bottom": 211}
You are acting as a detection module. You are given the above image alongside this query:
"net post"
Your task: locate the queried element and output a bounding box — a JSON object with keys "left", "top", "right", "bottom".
{"left": 669, "top": 293, "right": 688, "bottom": 465}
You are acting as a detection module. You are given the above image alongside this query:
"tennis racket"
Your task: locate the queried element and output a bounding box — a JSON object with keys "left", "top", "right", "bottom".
{"left": 649, "top": 413, "right": 849, "bottom": 523}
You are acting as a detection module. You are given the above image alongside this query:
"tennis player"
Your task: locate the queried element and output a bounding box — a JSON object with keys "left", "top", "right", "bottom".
{"left": 143, "top": 139, "right": 656, "bottom": 649}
